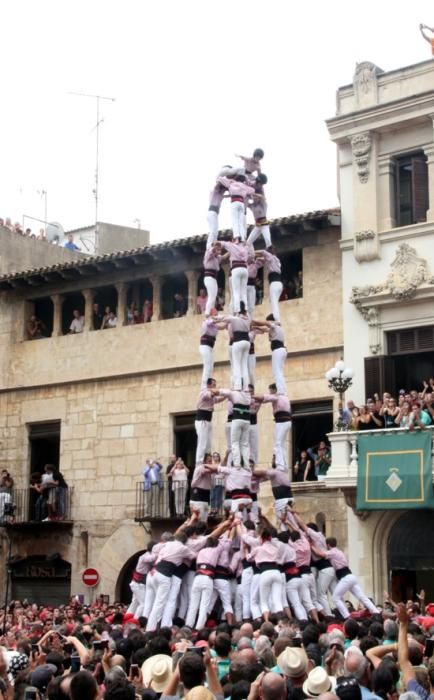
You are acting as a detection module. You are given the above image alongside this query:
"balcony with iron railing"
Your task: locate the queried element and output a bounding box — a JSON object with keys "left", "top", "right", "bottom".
{"left": 0, "top": 488, "right": 73, "bottom": 528}
{"left": 134, "top": 480, "right": 224, "bottom": 522}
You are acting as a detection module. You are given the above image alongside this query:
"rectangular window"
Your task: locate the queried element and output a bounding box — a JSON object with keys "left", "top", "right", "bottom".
{"left": 395, "top": 152, "right": 428, "bottom": 227}
{"left": 28, "top": 421, "right": 61, "bottom": 474}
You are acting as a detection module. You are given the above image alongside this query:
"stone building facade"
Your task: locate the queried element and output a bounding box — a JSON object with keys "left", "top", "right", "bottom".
{"left": 325, "top": 58, "right": 434, "bottom": 604}
{"left": 0, "top": 211, "right": 345, "bottom": 603}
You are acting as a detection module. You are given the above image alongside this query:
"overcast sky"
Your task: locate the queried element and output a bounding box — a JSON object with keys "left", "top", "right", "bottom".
{"left": 1, "top": 0, "right": 433, "bottom": 243}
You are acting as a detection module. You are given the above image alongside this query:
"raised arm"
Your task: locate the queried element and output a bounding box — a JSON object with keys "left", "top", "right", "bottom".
{"left": 397, "top": 603, "right": 415, "bottom": 685}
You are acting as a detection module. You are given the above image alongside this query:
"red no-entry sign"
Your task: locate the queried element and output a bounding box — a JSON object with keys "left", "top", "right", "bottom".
{"left": 82, "top": 568, "right": 100, "bottom": 587}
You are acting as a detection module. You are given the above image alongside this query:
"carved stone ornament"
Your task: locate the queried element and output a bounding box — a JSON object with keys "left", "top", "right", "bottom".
{"left": 351, "top": 132, "right": 372, "bottom": 183}
{"left": 350, "top": 243, "right": 434, "bottom": 316}
{"left": 354, "top": 229, "right": 380, "bottom": 262}
{"left": 353, "top": 61, "right": 384, "bottom": 107}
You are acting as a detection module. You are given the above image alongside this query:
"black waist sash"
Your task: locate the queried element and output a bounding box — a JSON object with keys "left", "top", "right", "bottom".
{"left": 272, "top": 484, "right": 293, "bottom": 500}
{"left": 233, "top": 331, "right": 249, "bottom": 342}
{"left": 204, "top": 269, "right": 217, "bottom": 279}
{"left": 274, "top": 411, "right": 292, "bottom": 423}
{"left": 156, "top": 561, "right": 177, "bottom": 577}
{"left": 271, "top": 340, "right": 285, "bottom": 351}
{"left": 336, "top": 566, "right": 351, "bottom": 580}
{"left": 200, "top": 335, "right": 216, "bottom": 348}
{"left": 268, "top": 272, "right": 282, "bottom": 283}
{"left": 258, "top": 562, "right": 280, "bottom": 573}
{"left": 232, "top": 402, "right": 251, "bottom": 420}
{"left": 313, "top": 558, "right": 332, "bottom": 571}
{"left": 196, "top": 409, "right": 213, "bottom": 421}
{"left": 190, "top": 487, "right": 210, "bottom": 503}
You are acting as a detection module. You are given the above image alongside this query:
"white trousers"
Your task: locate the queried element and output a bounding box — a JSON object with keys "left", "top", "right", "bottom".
{"left": 274, "top": 420, "right": 291, "bottom": 471}
{"left": 204, "top": 276, "right": 218, "bottom": 315}
{"left": 269, "top": 281, "right": 283, "bottom": 322}
{"left": 286, "top": 577, "right": 308, "bottom": 621}
{"left": 231, "top": 267, "right": 248, "bottom": 313}
{"left": 272, "top": 347, "right": 287, "bottom": 395}
{"left": 146, "top": 572, "right": 172, "bottom": 630}
{"left": 143, "top": 571, "right": 157, "bottom": 619}
{"left": 247, "top": 284, "right": 256, "bottom": 316}
{"left": 232, "top": 339, "right": 250, "bottom": 390}
{"left": 186, "top": 574, "right": 214, "bottom": 629}
{"left": 232, "top": 580, "right": 243, "bottom": 622}
{"left": 316, "top": 567, "right": 337, "bottom": 617}
{"left": 231, "top": 201, "right": 247, "bottom": 240}
{"left": 213, "top": 578, "right": 233, "bottom": 614}
{"left": 231, "top": 419, "right": 250, "bottom": 467}
{"left": 178, "top": 569, "right": 195, "bottom": 619}
{"left": 241, "top": 566, "right": 253, "bottom": 619}
{"left": 127, "top": 581, "right": 146, "bottom": 616}
{"left": 302, "top": 572, "right": 322, "bottom": 612}
{"left": 333, "top": 574, "right": 379, "bottom": 620}
{"left": 206, "top": 210, "right": 219, "bottom": 249}
{"left": 174, "top": 485, "right": 186, "bottom": 516}
{"left": 248, "top": 224, "right": 271, "bottom": 248}
{"left": 250, "top": 572, "right": 261, "bottom": 619}
{"left": 259, "top": 569, "right": 283, "bottom": 614}
{"left": 161, "top": 575, "right": 183, "bottom": 627}
{"left": 248, "top": 353, "right": 256, "bottom": 387}
{"left": 199, "top": 345, "right": 214, "bottom": 388}
{"left": 195, "top": 419, "right": 212, "bottom": 465}
{"left": 249, "top": 424, "right": 258, "bottom": 464}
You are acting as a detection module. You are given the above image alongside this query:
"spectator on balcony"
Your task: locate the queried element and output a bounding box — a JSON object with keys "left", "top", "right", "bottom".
{"left": 166, "top": 454, "right": 177, "bottom": 517}
{"left": 396, "top": 401, "right": 412, "bottom": 428}
{"left": 143, "top": 299, "right": 153, "bottom": 322}
{"left": 379, "top": 396, "right": 400, "bottom": 428}
{"left": 102, "top": 309, "right": 118, "bottom": 329}
{"left": 41, "top": 464, "right": 60, "bottom": 521}
{"left": 14, "top": 222, "right": 23, "bottom": 235}
{"left": 132, "top": 308, "right": 144, "bottom": 324}
{"left": 127, "top": 302, "right": 138, "bottom": 325}
{"left": 143, "top": 459, "right": 163, "bottom": 517}
{"left": 294, "top": 270, "right": 303, "bottom": 298}
{"left": 0, "top": 470, "right": 14, "bottom": 493}
{"left": 26, "top": 315, "right": 47, "bottom": 340}
{"left": 92, "top": 303, "right": 103, "bottom": 330}
{"left": 64, "top": 233, "right": 80, "bottom": 251}
{"left": 349, "top": 406, "right": 361, "bottom": 430}
{"left": 356, "top": 402, "right": 383, "bottom": 431}
{"left": 292, "top": 451, "right": 313, "bottom": 482}
{"left": 55, "top": 470, "right": 68, "bottom": 520}
{"left": 69, "top": 309, "right": 85, "bottom": 334}
{"left": 169, "top": 459, "right": 189, "bottom": 516}
{"left": 174, "top": 292, "right": 188, "bottom": 318}
{"left": 196, "top": 289, "right": 208, "bottom": 315}
{"left": 409, "top": 403, "right": 432, "bottom": 430}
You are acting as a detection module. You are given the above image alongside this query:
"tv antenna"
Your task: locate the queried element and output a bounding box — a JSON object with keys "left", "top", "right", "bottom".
{"left": 68, "top": 91, "right": 116, "bottom": 232}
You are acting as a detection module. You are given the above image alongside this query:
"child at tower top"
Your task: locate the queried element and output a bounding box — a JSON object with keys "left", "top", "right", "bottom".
{"left": 235, "top": 148, "right": 264, "bottom": 175}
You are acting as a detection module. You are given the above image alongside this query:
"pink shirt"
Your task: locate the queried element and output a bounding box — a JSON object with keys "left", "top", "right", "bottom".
{"left": 196, "top": 388, "right": 218, "bottom": 412}
{"left": 261, "top": 250, "right": 281, "bottom": 274}
{"left": 156, "top": 540, "right": 194, "bottom": 566}
{"left": 135, "top": 551, "right": 156, "bottom": 575}
{"left": 218, "top": 465, "right": 251, "bottom": 492}
{"left": 231, "top": 550, "right": 243, "bottom": 577}
{"left": 219, "top": 389, "right": 250, "bottom": 408}
{"left": 217, "top": 537, "right": 233, "bottom": 568}
{"left": 326, "top": 547, "right": 348, "bottom": 571}
{"left": 218, "top": 177, "right": 255, "bottom": 199}
{"left": 280, "top": 541, "right": 297, "bottom": 564}
{"left": 221, "top": 241, "right": 248, "bottom": 264}
{"left": 191, "top": 463, "right": 213, "bottom": 490}
{"left": 201, "top": 318, "right": 219, "bottom": 338}
{"left": 196, "top": 539, "right": 225, "bottom": 568}
{"left": 209, "top": 183, "right": 226, "bottom": 209}
{"left": 241, "top": 532, "right": 260, "bottom": 553}
{"left": 187, "top": 535, "right": 208, "bottom": 553}
{"left": 262, "top": 394, "right": 291, "bottom": 415}
{"left": 225, "top": 315, "right": 250, "bottom": 334}
{"left": 269, "top": 324, "right": 285, "bottom": 344}
{"left": 307, "top": 528, "right": 328, "bottom": 563}
{"left": 254, "top": 540, "right": 285, "bottom": 565}
{"left": 266, "top": 469, "right": 291, "bottom": 488}
{"left": 203, "top": 248, "right": 222, "bottom": 272}
{"left": 293, "top": 535, "right": 311, "bottom": 568}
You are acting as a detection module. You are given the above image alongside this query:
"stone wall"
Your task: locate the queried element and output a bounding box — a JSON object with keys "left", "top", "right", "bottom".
{"left": 0, "top": 226, "right": 84, "bottom": 276}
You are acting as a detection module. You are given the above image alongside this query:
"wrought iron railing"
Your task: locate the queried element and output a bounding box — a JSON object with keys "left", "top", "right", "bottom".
{"left": 0, "top": 487, "right": 72, "bottom": 525}
{"left": 135, "top": 479, "right": 225, "bottom": 521}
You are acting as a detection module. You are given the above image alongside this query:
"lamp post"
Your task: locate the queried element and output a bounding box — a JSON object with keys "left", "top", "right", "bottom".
{"left": 325, "top": 360, "right": 354, "bottom": 431}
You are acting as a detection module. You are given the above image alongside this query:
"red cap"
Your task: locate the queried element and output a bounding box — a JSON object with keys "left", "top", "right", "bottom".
{"left": 195, "top": 640, "right": 209, "bottom": 648}
{"left": 425, "top": 603, "right": 434, "bottom": 615}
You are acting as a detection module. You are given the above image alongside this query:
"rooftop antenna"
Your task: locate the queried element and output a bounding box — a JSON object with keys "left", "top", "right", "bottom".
{"left": 68, "top": 91, "right": 116, "bottom": 248}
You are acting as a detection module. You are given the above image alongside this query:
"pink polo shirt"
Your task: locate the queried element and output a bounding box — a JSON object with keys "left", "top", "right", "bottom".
{"left": 191, "top": 464, "right": 213, "bottom": 490}
{"left": 218, "top": 177, "right": 255, "bottom": 199}
{"left": 262, "top": 394, "right": 291, "bottom": 415}
{"left": 221, "top": 241, "right": 249, "bottom": 264}
{"left": 254, "top": 540, "right": 285, "bottom": 565}
{"left": 261, "top": 250, "right": 281, "bottom": 274}
{"left": 196, "top": 540, "right": 225, "bottom": 568}
{"left": 293, "top": 534, "right": 312, "bottom": 568}
{"left": 203, "top": 248, "right": 222, "bottom": 272}
{"left": 156, "top": 540, "right": 194, "bottom": 566}
{"left": 326, "top": 547, "right": 348, "bottom": 571}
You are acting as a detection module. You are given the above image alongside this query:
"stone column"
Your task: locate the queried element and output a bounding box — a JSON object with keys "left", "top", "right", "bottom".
{"left": 51, "top": 294, "right": 64, "bottom": 337}
{"left": 424, "top": 141, "right": 434, "bottom": 222}
{"left": 149, "top": 275, "right": 161, "bottom": 320}
{"left": 116, "top": 283, "right": 128, "bottom": 327}
{"left": 377, "top": 155, "right": 396, "bottom": 230}
{"left": 82, "top": 289, "right": 94, "bottom": 331}
{"left": 186, "top": 270, "right": 200, "bottom": 316}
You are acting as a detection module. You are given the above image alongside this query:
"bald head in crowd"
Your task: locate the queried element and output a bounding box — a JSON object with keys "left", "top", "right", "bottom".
{"left": 238, "top": 648, "right": 258, "bottom": 664}
{"left": 261, "top": 672, "right": 287, "bottom": 700}
{"left": 238, "top": 636, "right": 255, "bottom": 651}
{"left": 239, "top": 622, "right": 254, "bottom": 638}
{"left": 318, "top": 694, "right": 339, "bottom": 700}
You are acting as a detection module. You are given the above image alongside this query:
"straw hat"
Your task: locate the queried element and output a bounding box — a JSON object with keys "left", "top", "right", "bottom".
{"left": 277, "top": 647, "right": 308, "bottom": 678}
{"left": 141, "top": 654, "right": 173, "bottom": 692}
{"left": 184, "top": 688, "right": 215, "bottom": 700}
{"left": 303, "top": 667, "right": 336, "bottom": 697}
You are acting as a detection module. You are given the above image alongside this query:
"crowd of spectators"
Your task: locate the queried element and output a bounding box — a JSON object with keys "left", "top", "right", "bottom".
{"left": 343, "top": 382, "right": 434, "bottom": 432}
{"left": 1, "top": 591, "right": 434, "bottom": 700}
{"left": 0, "top": 218, "right": 46, "bottom": 241}
{"left": 292, "top": 442, "right": 331, "bottom": 483}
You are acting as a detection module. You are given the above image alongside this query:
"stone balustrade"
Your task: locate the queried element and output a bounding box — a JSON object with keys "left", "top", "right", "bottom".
{"left": 325, "top": 426, "right": 434, "bottom": 490}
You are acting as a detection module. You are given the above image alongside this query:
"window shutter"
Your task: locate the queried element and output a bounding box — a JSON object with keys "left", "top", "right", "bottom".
{"left": 364, "top": 355, "right": 396, "bottom": 399}
{"left": 417, "top": 326, "right": 434, "bottom": 350}
{"left": 412, "top": 155, "right": 428, "bottom": 223}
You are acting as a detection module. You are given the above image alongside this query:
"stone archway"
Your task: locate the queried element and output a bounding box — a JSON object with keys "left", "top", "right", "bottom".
{"left": 95, "top": 522, "right": 150, "bottom": 602}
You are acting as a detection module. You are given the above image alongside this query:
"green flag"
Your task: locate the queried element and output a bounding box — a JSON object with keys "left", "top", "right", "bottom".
{"left": 357, "top": 431, "right": 434, "bottom": 510}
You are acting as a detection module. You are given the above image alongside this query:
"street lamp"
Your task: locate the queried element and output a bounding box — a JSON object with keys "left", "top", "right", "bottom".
{"left": 325, "top": 360, "right": 354, "bottom": 431}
